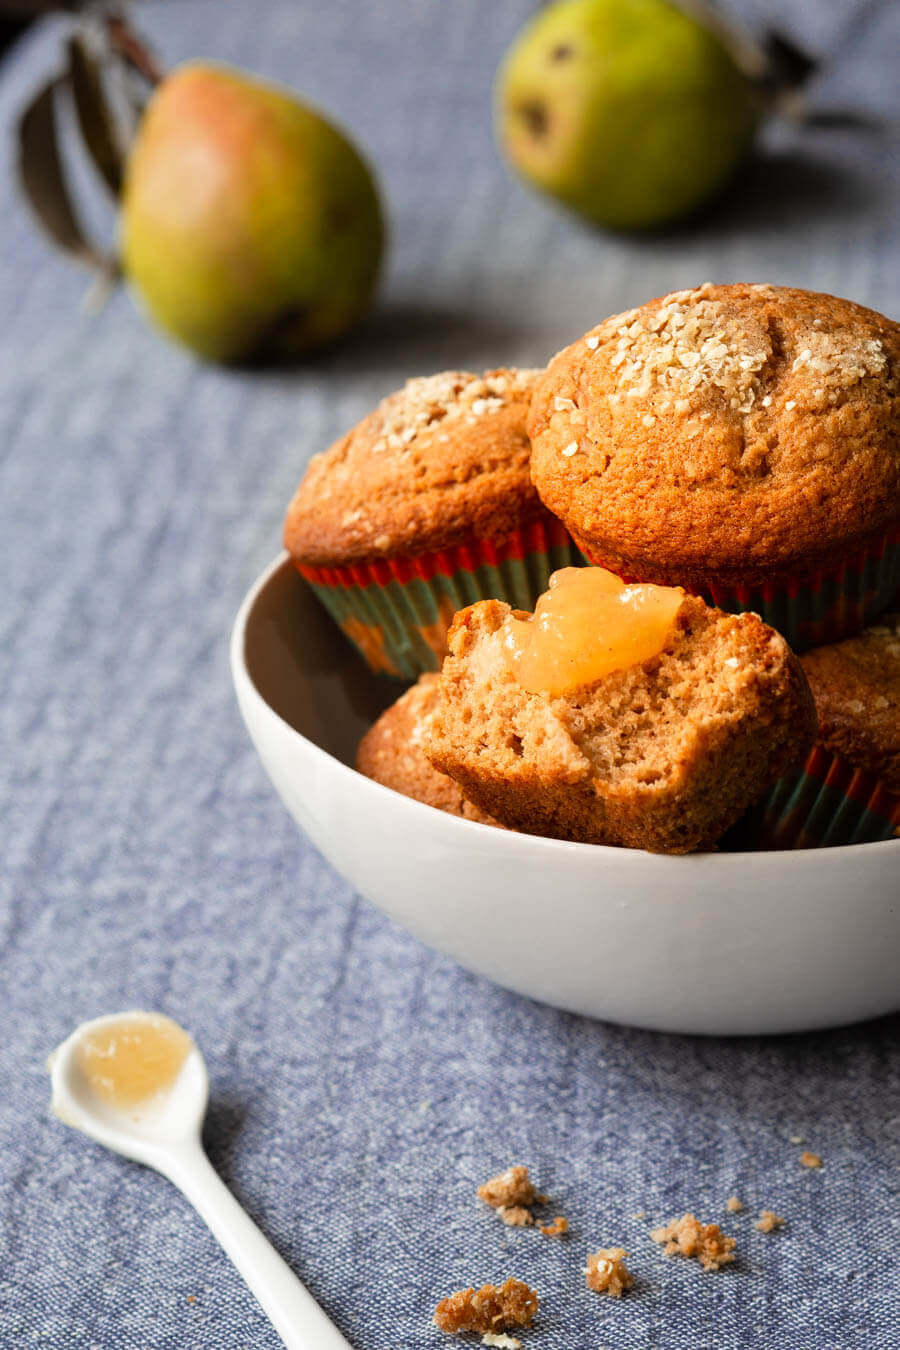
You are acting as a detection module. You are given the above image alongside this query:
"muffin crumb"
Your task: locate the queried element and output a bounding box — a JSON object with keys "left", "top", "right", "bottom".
{"left": 478, "top": 1166, "right": 536, "bottom": 1211}
{"left": 481, "top": 1335, "right": 521, "bottom": 1349}
{"left": 585, "top": 1248, "right": 634, "bottom": 1297}
{"left": 499, "top": 1206, "right": 534, "bottom": 1228}
{"left": 650, "top": 1214, "right": 736, "bottom": 1271}
{"left": 433, "top": 1279, "right": 538, "bottom": 1335}
{"left": 539, "top": 1216, "right": 568, "bottom": 1237}
{"left": 755, "top": 1210, "right": 786, "bottom": 1233}
{"left": 789, "top": 1135, "right": 805, "bottom": 1145}
{"left": 725, "top": 1196, "right": 744, "bottom": 1213}
{"left": 800, "top": 1151, "right": 823, "bottom": 1169}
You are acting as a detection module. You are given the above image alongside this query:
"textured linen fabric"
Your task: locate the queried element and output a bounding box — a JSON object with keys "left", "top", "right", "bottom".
{"left": 1, "top": 2, "right": 899, "bottom": 1346}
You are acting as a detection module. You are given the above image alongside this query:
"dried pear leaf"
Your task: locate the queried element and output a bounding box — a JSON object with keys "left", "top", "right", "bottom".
{"left": 18, "top": 75, "right": 117, "bottom": 275}
{"left": 68, "top": 33, "right": 125, "bottom": 197}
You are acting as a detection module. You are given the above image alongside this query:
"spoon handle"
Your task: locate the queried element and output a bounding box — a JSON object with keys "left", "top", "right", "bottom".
{"left": 162, "top": 1143, "right": 352, "bottom": 1350}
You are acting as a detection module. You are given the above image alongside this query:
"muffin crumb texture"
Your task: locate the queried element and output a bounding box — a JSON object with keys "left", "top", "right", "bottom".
{"left": 755, "top": 1210, "right": 786, "bottom": 1233}
{"left": 539, "top": 1216, "right": 568, "bottom": 1238}
{"left": 585, "top": 1248, "right": 634, "bottom": 1297}
{"left": 481, "top": 1335, "right": 521, "bottom": 1349}
{"left": 650, "top": 1214, "right": 736, "bottom": 1271}
{"left": 433, "top": 1279, "right": 539, "bottom": 1335}
{"left": 800, "top": 1151, "right": 823, "bottom": 1169}
{"left": 725, "top": 1196, "right": 744, "bottom": 1213}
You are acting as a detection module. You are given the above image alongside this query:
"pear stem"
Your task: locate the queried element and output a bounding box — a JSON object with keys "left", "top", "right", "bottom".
{"left": 105, "top": 14, "right": 164, "bottom": 87}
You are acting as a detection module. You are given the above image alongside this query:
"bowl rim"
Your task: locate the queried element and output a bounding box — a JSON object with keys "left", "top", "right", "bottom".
{"left": 232, "top": 552, "right": 900, "bottom": 868}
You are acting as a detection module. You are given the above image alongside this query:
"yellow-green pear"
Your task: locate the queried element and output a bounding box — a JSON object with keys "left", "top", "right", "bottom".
{"left": 497, "top": 0, "right": 761, "bottom": 231}
{"left": 120, "top": 62, "right": 384, "bottom": 362}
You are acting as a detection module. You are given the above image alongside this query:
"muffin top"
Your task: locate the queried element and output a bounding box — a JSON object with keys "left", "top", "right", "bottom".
{"left": 285, "top": 368, "right": 544, "bottom": 567}
{"left": 528, "top": 284, "right": 900, "bottom": 586}
{"left": 801, "top": 613, "right": 900, "bottom": 793}
{"left": 356, "top": 674, "right": 500, "bottom": 825}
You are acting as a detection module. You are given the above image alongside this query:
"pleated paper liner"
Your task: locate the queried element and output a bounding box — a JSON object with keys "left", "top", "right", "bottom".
{"left": 296, "top": 514, "right": 587, "bottom": 679}
{"left": 720, "top": 744, "right": 900, "bottom": 851}
{"left": 581, "top": 525, "right": 899, "bottom": 653}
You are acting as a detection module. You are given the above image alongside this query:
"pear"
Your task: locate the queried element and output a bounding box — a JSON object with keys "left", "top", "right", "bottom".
{"left": 497, "top": 0, "right": 761, "bottom": 231}
{"left": 120, "top": 62, "right": 384, "bottom": 362}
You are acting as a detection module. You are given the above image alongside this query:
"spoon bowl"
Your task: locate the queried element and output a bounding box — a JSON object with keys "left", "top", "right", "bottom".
{"left": 49, "top": 1011, "right": 208, "bottom": 1162}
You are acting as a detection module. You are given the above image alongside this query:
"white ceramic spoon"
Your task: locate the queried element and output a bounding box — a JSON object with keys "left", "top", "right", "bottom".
{"left": 48, "top": 1011, "right": 352, "bottom": 1350}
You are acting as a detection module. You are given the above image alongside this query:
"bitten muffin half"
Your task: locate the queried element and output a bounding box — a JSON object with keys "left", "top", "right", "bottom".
{"left": 528, "top": 283, "right": 900, "bottom": 649}
{"left": 425, "top": 580, "right": 816, "bottom": 854}
{"left": 356, "top": 674, "right": 501, "bottom": 826}
{"left": 284, "top": 368, "right": 582, "bottom": 678}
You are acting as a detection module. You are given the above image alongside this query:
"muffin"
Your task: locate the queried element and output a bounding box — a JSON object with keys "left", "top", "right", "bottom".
{"left": 425, "top": 567, "right": 815, "bottom": 854}
{"left": 528, "top": 283, "right": 900, "bottom": 650}
{"left": 284, "top": 368, "right": 583, "bottom": 678}
{"left": 356, "top": 674, "right": 501, "bottom": 826}
{"left": 734, "top": 612, "right": 900, "bottom": 847}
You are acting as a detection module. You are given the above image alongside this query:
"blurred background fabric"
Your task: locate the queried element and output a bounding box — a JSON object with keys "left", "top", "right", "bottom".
{"left": 1, "top": 1, "right": 898, "bottom": 1346}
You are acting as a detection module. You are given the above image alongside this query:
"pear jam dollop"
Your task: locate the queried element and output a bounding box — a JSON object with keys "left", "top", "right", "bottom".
{"left": 75, "top": 1013, "right": 193, "bottom": 1108}
{"left": 502, "top": 566, "right": 684, "bottom": 696}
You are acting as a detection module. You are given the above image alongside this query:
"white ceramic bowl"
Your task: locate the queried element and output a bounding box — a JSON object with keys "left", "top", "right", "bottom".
{"left": 231, "top": 554, "right": 900, "bottom": 1036}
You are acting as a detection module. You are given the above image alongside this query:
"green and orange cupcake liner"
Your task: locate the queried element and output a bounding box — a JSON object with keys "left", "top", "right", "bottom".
{"left": 722, "top": 743, "right": 899, "bottom": 850}
{"left": 582, "top": 524, "right": 899, "bottom": 654}
{"left": 295, "top": 514, "right": 586, "bottom": 680}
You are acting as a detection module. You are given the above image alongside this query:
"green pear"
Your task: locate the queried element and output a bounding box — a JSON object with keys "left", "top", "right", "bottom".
{"left": 497, "top": 0, "right": 761, "bottom": 231}
{"left": 120, "top": 62, "right": 384, "bottom": 362}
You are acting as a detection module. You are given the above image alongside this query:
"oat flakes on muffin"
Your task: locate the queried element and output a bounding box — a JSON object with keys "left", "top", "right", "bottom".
{"left": 284, "top": 368, "right": 582, "bottom": 678}
{"left": 528, "top": 283, "right": 900, "bottom": 649}
{"left": 424, "top": 567, "right": 815, "bottom": 854}
{"left": 355, "top": 674, "right": 501, "bottom": 826}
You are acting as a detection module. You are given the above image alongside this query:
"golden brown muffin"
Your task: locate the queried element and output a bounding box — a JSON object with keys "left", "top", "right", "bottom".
{"left": 425, "top": 595, "right": 815, "bottom": 854}
{"left": 285, "top": 367, "right": 584, "bottom": 681}
{"left": 286, "top": 368, "right": 545, "bottom": 567}
{"left": 800, "top": 613, "right": 900, "bottom": 792}
{"left": 528, "top": 283, "right": 900, "bottom": 591}
{"left": 356, "top": 674, "right": 500, "bottom": 825}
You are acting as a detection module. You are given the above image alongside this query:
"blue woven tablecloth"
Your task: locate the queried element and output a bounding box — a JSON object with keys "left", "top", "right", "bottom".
{"left": 1, "top": 2, "right": 898, "bottom": 1346}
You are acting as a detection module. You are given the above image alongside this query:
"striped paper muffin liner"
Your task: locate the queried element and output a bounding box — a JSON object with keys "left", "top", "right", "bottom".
{"left": 722, "top": 744, "right": 900, "bottom": 851}
{"left": 583, "top": 525, "right": 899, "bottom": 652}
{"left": 295, "top": 514, "right": 587, "bottom": 679}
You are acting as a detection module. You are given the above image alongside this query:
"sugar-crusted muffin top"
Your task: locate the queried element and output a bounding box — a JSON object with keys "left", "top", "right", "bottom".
{"left": 285, "top": 368, "right": 545, "bottom": 567}
{"left": 528, "top": 284, "right": 900, "bottom": 587}
{"left": 801, "top": 614, "right": 900, "bottom": 792}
